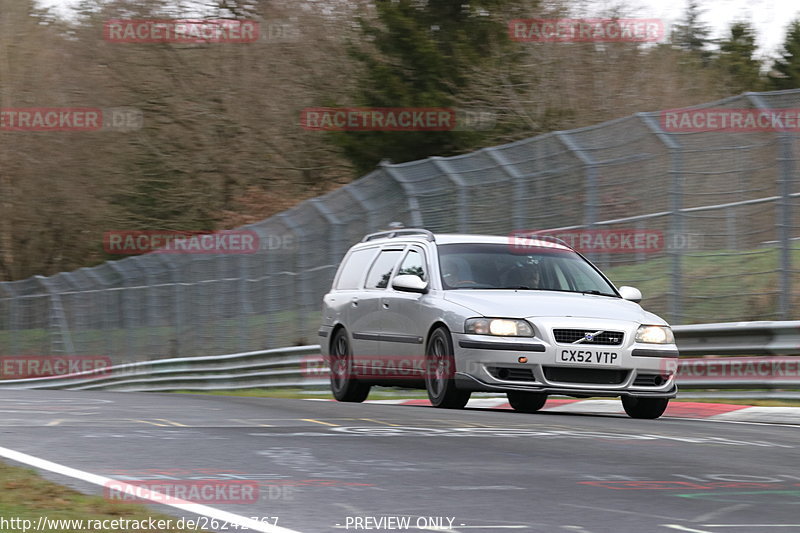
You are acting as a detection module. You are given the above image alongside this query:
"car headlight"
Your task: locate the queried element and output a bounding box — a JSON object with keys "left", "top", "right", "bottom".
{"left": 635, "top": 325, "right": 674, "bottom": 344}
{"left": 465, "top": 318, "right": 535, "bottom": 337}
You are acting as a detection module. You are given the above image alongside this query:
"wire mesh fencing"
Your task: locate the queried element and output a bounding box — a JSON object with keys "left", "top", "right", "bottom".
{"left": 2, "top": 89, "right": 800, "bottom": 364}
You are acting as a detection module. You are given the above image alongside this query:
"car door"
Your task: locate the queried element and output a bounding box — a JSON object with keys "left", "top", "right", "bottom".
{"left": 379, "top": 246, "right": 429, "bottom": 377}
{"left": 351, "top": 247, "right": 404, "bottom": 375}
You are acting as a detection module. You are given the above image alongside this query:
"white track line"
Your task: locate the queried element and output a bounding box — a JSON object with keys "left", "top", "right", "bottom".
{"left": 0, "top": 446, "right": 302, "bottom": 533}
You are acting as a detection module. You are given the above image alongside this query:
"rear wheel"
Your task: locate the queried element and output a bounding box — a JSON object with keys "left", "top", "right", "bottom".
{"left": 507, "top": 391, "right": 547, "bottom": 413}
{"left": 425, "top": 327, "right": 471, "bottom": 409}
{"left": 622, "top": 396, "right": 669, "bottom": 419}
{"left": 329, "top": 329, "right": 370, "bottom": 402}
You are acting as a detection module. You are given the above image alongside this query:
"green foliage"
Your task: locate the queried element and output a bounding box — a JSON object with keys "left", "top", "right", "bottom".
{"left": 770, "top": 20, "right": 800, "bottom": 90}
{"left": 335, "top": 0, "right": 522, "bottom": 174}
{"left": 716, "top": 22, "right": 764, "bottom": 92}
{"left": 672, "top": 0, "right": 713, "bottom": 64}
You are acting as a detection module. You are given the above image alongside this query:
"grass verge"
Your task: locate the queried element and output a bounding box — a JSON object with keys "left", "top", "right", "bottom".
{"left": 0, "top": 461, "right": 198, "bottom": 532}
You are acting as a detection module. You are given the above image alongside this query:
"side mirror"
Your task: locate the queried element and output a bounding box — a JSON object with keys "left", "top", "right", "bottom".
{"left": 618, "top": 286, "right": 642, "bottom": 303}
{"left": 392, "top": 274, "right": 429, "bottom": 294}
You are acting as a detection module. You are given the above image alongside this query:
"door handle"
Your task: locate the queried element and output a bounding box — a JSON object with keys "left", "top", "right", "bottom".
{"left": 351, "top": 297, "right": 359, "bottom": 307}
{"left": 382, "top": 302, "right": 389, "bottom": 309}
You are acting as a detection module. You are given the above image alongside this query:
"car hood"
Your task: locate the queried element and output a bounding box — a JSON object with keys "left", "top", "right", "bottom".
{"left": 442, "top": 290, "right": 665, "bottom": 324}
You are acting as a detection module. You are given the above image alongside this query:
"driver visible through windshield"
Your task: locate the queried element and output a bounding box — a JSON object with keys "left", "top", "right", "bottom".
{"left": 437, "top": 243, "right": 617, "bottom": 296}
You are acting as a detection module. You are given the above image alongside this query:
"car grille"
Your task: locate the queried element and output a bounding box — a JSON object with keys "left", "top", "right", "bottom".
{"left": 487, "top": 366, "right": 536, "bottom": 382}
{"left": 543, "top": 366, "right": 628, "bottom": 385}
{"left": 552, "top": 329, "right": 624, "bottom": 346}
{"left": 633, "top": 373, "right": 667, "bottom": 387}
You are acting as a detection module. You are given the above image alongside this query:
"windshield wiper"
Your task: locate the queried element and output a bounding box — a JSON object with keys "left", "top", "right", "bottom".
{"left": 580, "top": 290, "right": 616, "bottom": 297}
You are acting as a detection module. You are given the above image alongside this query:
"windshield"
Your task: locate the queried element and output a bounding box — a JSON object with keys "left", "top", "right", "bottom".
{"left": 437, "top": 243, "right": 617, "bottom": 296}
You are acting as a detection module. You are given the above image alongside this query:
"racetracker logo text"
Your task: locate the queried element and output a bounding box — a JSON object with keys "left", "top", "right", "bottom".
{"left": 0, "top": 107, "right": 143, "bottom": 132}
{"left": 509, "top": 229, "right": 663, "bottom": 254}
{"left": 0, "top": 356, "right": 112, "bottom": 379}
{"left": 104, "top": 480, "right": 259, "bottom": 504}
{"left": 104, "top": 230, "right": 259, "bottom": 255}
{"left": 300, "top": 108, "right": 457, "bottom": 132}
{"left": 509, "top": 18, "right": 664, "bottom": 42}
{"left": 661, "top": 108, "right": 800, "bottom": 132}
{"left": 306, "top": 354, "right": 486, "bottom": 380}
{"left": 104, "top": 19, "right": 259, "bottom": 43}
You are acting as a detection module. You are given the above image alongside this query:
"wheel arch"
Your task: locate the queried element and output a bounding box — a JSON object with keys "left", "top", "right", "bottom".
{"left": 328, "top": 323, "right": 348, "bottom": 354}
{"left": 425, "top": 321, "right": 451, "bottom": 349}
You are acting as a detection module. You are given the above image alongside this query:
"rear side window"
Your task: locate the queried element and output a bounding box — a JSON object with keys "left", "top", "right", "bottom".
{"left": 335, "top": 248, "right": 376, "bottom": 290}
{"left": 365, "top": 249, "right": 403, "bottom": 289}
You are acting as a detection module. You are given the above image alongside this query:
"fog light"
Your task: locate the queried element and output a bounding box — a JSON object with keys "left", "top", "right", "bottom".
{"left": 518, "top": 356, "right": 528, "bottom": 363}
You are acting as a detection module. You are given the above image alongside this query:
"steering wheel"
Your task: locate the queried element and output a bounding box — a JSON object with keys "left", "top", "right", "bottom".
{"left": 452, "top": 280, "right": 478, "bottom": 287}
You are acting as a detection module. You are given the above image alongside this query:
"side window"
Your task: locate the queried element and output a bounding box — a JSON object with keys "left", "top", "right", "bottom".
{"left": 396, "top": 249, "right": 426, "bottom": 281}
{"left": 335, "top": 248, "right": 377, "bottom": 290}
{"left": 365, "top": 250, "right": 403, "bottom": 289}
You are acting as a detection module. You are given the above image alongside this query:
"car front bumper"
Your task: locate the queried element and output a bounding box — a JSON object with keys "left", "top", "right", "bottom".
{"left": 452, "top": 326, "right": 679, "bottom": 399}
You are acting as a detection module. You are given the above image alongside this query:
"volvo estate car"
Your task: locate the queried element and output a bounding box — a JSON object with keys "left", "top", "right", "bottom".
{"left": 318, "top": 229, "right": 679, "bottom": 419}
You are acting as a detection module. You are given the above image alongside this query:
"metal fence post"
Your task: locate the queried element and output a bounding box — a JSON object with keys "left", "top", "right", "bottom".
{"left": 155, "top": 255, "right": 183, "bottom": 357}
{"left": 34, "top": 275, "right": 75, "bottom": 356}
{"left": 485, "top": 148, "right": 527, "bottom": 232}
{"left": 555, "top": 132, "right": 598, "bottom": 229}
{"left": 107, "top": 261, "right": 133, "bottom": 362}
{"left": 555, "top": 132, "right": 601, "bottom": 267}
{"left": 0, "top": 282, "right": 18, "bottom": 356}
{"left": 748, "top": 93, "right": 793, "bottom": 319}
{"left": 344, "top": 183, "right": 377, "bottom": 231}
{"left": 311, "top": 198, "right": 345, "bottom": 267}
{"left": 381, "top": 163, "right": 424, "bottom": 228}
{"left": 431, "top": 157, "right": 469, "bottom": 233}
{"left": 277, "top": 213, "right": 310, "bottom": 344}
{"left": 638, "top": 113, "right": 684, "bottom": 323}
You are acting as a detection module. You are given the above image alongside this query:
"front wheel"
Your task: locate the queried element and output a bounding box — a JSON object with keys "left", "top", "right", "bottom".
{"left": 622, "top": 396, "right": 669, "bottom": 419}
{"left": 329, "top": 329, "right": 370, "bottom": 402}
{"left": 425, "top": 327, "right": 471, "bottom": 409}
{"left": 507, "top": 391, "right": 547, "bottom": 413}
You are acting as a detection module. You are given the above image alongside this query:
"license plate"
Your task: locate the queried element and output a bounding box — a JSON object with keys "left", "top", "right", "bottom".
{"left": 558, "top": 349, "right": 620, "bottom": 366}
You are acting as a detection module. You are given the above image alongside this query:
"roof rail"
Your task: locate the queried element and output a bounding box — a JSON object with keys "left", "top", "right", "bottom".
{"left": 361, "top": 228, "right": 435, "bottom": 242}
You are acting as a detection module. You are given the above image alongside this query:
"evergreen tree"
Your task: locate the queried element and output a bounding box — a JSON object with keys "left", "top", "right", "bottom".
{"left": 717, "top": 22, "right": 763, "bottom": 92}
{"left": 672, "top": 0, "right": 712, "bottom": 63}
{"left": 770, "top": 20, "right": 800, "bottom": 90}
{"left": 334, "top": 0, "right": 521, "bottom": 174}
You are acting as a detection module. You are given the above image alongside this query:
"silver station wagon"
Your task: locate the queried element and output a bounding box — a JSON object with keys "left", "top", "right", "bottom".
{"left": 318, "top": 229, "right": 679, "bottom": 419}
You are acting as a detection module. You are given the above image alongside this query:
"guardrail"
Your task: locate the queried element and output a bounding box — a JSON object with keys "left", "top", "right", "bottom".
{"left": 0, "top": 346, "right": 326, "bottom": 392}
{"left": 0, "top": 322, "right": 798, "bottom": 398}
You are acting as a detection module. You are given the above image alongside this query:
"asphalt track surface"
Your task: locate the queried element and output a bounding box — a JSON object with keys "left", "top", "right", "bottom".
{"left": 0, "top": 389, "right": 799, "bottom": 533}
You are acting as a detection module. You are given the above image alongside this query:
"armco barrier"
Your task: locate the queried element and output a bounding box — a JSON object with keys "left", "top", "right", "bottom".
{"left": 0, "top": 346, "right": 325, "bottom": 392}
{"left": 0, "top": 322, "right": 798, "bottom": 397}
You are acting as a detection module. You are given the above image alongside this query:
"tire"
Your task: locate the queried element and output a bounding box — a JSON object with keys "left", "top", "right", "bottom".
{"left": 507, "top": 391, "right": 547, "bottom": 413}
{"left": 328, "top": 329, "right": 370, "bottom": 403}
{"left": 424, "top": 327, "right": 471, "bottom": 409}
{"left": 622, "top": 396, "right": 669, "bottom": 419}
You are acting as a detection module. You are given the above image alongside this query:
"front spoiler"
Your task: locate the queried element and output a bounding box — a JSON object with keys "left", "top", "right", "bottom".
{"left": 454, "top": 372, "right": 678, "bottom": 399}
